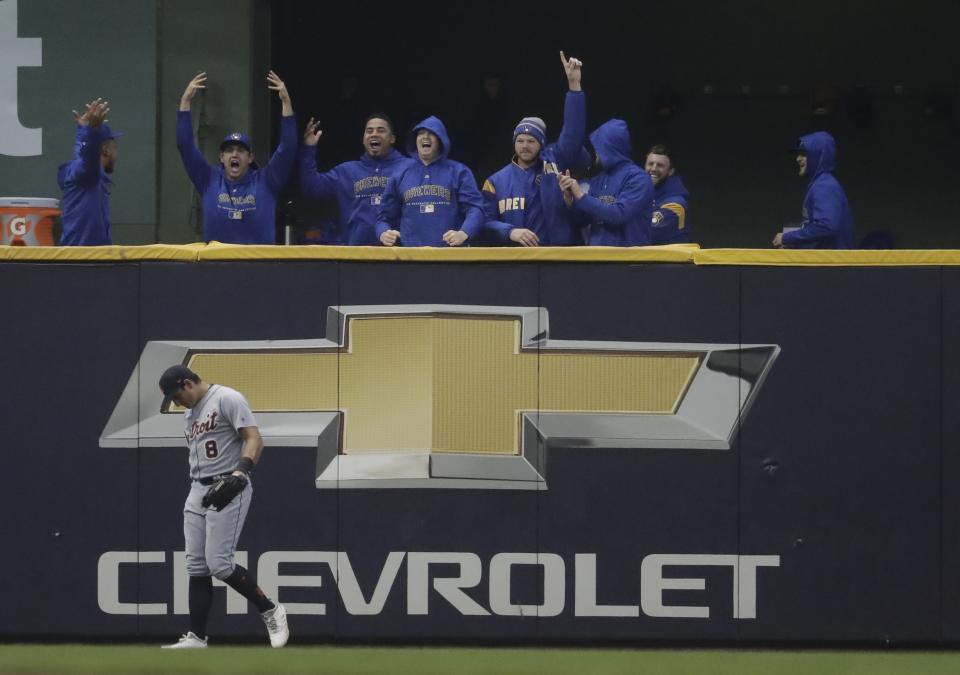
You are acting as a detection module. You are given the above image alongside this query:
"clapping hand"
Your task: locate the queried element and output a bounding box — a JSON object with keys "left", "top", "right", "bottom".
{"left": 73, "top": 98, "right": 109, "bottom": 128}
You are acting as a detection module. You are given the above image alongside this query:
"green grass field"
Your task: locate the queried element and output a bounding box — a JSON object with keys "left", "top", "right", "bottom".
{"left": 2, "top": 645, "right": 960, "bottom": 675}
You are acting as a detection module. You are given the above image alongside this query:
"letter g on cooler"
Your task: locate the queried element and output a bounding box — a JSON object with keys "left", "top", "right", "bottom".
{"left": 9, "top": 216, "right": 29, "bottom": 237}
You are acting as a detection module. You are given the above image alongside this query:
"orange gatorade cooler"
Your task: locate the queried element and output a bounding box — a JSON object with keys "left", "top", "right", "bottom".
{"left": 0, "top": 197, "right": 61, "bottom": 246}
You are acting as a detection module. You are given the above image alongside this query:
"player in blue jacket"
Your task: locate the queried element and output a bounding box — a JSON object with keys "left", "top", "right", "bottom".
{"left": 57, "top": 98, "right": 122, "bottom": 246}
{"left": 177, "top": 71, "right": 298, "bottom": 244}
{"left": 558, "top": 119, "right": 653, "bottom": 246}
{"left": 481, "top": 52, "right": 587, "bottom": 247}
{"left": 645, "top": 144, "right": 691, "bottom": 245}
{"left": 773, "top": 131, "right": 854, "bottom": 249}
{"left": 375, "top": 116, "right": 485, "bottom": 247}
{"left": 299, "top": 114, "right": 413, "bottom": 245}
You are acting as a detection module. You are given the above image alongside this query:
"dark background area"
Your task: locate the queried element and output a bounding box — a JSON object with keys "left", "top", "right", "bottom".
{"left": 271, "top": 0, "right": 959, "bottom": 249}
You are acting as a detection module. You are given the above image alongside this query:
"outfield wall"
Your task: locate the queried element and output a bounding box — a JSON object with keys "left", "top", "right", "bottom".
{"left": 2, "top": 247, "right": 959, "bottom": 643}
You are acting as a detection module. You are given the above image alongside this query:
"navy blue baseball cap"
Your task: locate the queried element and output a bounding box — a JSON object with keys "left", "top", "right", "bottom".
{"left": 101, "top": 124, "right": 124, "bottom": 140}
{"left": 220, "top": 132, "right": 252, "bottom": 152}
{"left": 159, "top": 364, "right": 199, "bottom": 402}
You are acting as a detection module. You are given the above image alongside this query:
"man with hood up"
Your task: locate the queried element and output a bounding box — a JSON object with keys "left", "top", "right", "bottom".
{"left": 177, "top": 71, "right": 298, "bottom": 244}
{"left": 480, "top": 51, "right": 587, "bottom": 247}
{"left": 645, "top": 144, "right": 691, "bottom": 245}
{"left": 375, "top": 116, "right": 485, "bottom": 247}
{"left": 58, "top": 97, "right": 123, "bottom": 245}
{"left": 773, "top": 131, "right": 854, "bottom": 249}
{"left": 299, "top": 113, "right": 413, "bottom": 245}
{"left": 558, "top": 119, "right": 653, "bottom": 246}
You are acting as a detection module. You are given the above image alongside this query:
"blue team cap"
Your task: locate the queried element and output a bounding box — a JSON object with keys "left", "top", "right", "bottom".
{"left": 220, "top": 132, "right": 252, "bottom": 152}
{"left": 159, "top": 364, "right": 199, "bottom": 402}
{"left": 100, "top": 124, "right": 124, "bottom": 140}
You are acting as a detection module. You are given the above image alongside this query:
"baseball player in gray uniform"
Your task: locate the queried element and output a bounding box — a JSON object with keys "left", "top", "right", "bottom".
{"left": 158, "top": 365, "right": 289, "bottom": 649}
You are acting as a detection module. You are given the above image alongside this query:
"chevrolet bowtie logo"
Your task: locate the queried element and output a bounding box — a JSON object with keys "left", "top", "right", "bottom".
{"left": 100, "top": 305, "right": 779, "bottom": 490}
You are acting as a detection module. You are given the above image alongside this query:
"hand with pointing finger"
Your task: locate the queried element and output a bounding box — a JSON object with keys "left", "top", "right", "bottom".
{"left": 560, "top": 51, "right": 583, "bottom": 91}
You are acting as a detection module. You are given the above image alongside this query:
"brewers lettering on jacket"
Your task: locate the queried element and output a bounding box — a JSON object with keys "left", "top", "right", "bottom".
{"left": 299, "top": 113, "right": 413, "bottom": 245}
{"left": 176, "top": 70, "right": 298, "bottom": 244}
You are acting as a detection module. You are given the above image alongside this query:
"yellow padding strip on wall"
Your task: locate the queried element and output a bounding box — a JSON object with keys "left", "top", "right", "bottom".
{"left": 194, "top": 243, "right": 698, "bottom": 262}
{"left": 692, "top": 248, "right": 960, "bottom": 266}
{"left": 0, "top": 243, "right": 698, "bottom": 263}
{"left": 0, "top": 243, "right": 204, "bottom": 261}
{"left": 5, "top": 243, "right": 960, "bottom": 265}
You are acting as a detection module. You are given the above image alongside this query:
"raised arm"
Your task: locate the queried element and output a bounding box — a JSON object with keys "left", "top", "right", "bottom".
{"left": 554, "top": 52, "right": 587, "bottom": 170}
{"left": 264, "top": 71, "right": 297, "bottom": 192}
{"left": 299, "top": 117, "right": 341, "bottom": 199}
{"left": 268, "top": 69, "right": 294, "bottom": 118}
{"left": 62, "top": 98, "right": 110, "bottom": 185}
{"left": 560, "top": 50, "right": 582, "bottom": 93}
{"left": 179, "top": 72, "right": 206, "bottom": 112}
{"left": 176, "top": 72, "right": 212, "bottom": 192}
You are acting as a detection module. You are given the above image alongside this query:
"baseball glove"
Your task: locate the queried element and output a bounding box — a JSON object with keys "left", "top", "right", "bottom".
{"left": 201, "top": 473, "right": 248, "bottom": 511}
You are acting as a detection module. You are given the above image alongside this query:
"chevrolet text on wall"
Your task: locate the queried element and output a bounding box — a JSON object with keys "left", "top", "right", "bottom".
{"left": 98, "top": 550, "right": 780, "bottom": 620}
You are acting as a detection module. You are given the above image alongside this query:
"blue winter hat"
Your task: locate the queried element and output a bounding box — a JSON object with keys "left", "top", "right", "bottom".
{"left": 220, "top": 131, "right": 252, "bottom": 152}
{"left": 513, "top": 117, "right": 546, "bottom": 146}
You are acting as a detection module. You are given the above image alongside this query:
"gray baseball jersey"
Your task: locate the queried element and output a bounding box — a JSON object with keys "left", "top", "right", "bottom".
{"left": 183, "top": 384, "right": 257, "bottom": 479}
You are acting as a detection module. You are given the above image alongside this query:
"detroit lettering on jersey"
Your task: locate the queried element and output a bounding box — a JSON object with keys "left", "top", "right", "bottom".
{"left": 186, "top": 410, "right": 218, "bottom": 442}
{"left": 182, "top": 385, "right": 257, "bottom": 480}
{"left": 354, "top": 176, "right": 389, "bottom": 195}
{"left": 403, "top": 185, "right": 452, "bottom": 203}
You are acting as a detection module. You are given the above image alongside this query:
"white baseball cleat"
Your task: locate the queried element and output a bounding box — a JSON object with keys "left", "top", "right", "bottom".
{"left": 161, "top": 631, "right": 208, "bottom": 649}
{"left": 261, "top": 603, "right": 289, "bottom": 647}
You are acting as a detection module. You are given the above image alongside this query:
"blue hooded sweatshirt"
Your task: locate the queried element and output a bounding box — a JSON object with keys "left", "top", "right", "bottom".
{"left": 176, "top": 110, "right": 298, "bottom": 244}
{"left": 782, "top": 131, "right": 854, "bottom": 249}
{"left": 374, "top": 116, "right": 485, "bottom": 247}
{"left": 481, "top": 91, "right": 587, "bottom": 246}
{"left": 298, "top": 145, "right": 413, "bottom": 245}
{"left": 571, "top": 119, "right": 653, "bottom": 246}
{"left": 651, "top": 174, "right": 691, "bottom": 245}
{"left": 57, "top": 124, "right": 116, "bottom": 245}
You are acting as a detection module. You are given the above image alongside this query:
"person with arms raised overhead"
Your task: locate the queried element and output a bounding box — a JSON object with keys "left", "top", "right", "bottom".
{"left": 177, "top": 71, "right": 298, "bottom": 244}
{"left": 58, "top": 98, "right": 123, "bottom": 245}
{"left": 480, "top": 51, "right": 588, "bottom": 247}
